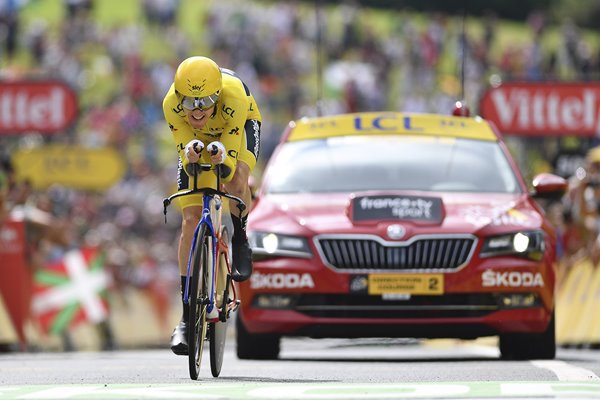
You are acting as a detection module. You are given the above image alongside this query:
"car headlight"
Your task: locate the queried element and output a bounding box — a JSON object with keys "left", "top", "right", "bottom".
{"left": 480, "top": 230, "right": 545, "bottom": 261}
{"left": 248, "top": 232, "right": 313, "bottom": 259}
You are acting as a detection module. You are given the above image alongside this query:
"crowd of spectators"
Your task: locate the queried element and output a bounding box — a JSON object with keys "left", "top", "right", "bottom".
{"left": 0, "top": 0, "right": 599, "bottom": 348}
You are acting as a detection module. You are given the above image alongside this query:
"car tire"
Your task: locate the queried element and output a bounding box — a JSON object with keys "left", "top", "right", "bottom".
{"left": 499, "top": 310, "right": 556, "bottom": 360}
{"left": 235, "top": 314, "right": 281, "bottom": 360}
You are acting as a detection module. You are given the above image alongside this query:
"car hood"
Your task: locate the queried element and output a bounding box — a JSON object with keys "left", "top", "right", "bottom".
{"left": 249, "top": 191, "right": 544, "bottom": 236}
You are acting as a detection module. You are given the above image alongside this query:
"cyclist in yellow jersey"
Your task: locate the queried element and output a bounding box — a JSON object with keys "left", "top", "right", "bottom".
{"left": 163, "top": 56, "right": 261, "bottom": 355}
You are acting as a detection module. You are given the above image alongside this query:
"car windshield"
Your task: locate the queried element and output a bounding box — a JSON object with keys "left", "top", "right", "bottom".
{"left": 264, "top": 135, "right": 522, "bottom": 194}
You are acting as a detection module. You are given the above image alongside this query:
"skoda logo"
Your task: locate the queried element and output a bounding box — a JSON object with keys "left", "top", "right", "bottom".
{"left": 387, "top": 224, "right": 406, "bottom": 240}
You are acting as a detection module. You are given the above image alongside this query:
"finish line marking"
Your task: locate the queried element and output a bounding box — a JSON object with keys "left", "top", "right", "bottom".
{"left": 1, "top": 382, "right": 600, "bottom": 399}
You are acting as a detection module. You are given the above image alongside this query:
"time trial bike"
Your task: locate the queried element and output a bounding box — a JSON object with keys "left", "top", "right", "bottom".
{"left": 163, "top": 155, "right": 246, "bottom": 380}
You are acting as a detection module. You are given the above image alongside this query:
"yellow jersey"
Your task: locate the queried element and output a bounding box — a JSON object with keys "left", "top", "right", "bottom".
{"left": 163, "top": 69, "right": 262, "bottom": 183}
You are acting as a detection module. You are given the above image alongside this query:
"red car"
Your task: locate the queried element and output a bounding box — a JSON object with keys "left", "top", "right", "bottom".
{"left": 236, "top": 112, "right": 567, "bottom": 360}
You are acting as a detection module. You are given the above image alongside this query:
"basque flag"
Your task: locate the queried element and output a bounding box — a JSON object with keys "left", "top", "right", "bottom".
{"left": 31, "top": 247, "right": 112, "bottom": 335}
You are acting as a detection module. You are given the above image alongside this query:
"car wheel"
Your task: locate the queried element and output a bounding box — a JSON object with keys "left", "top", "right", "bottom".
{"left": 499, "top": 310, "right": 556, "bottom": 360}
{"left": 235, "top": 314, "right": 281, "bottom": 360}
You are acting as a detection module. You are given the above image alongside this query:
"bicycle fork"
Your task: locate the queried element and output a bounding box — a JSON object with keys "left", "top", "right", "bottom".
{"left": 183, "top": 209, "right": 216, "bottom": 313}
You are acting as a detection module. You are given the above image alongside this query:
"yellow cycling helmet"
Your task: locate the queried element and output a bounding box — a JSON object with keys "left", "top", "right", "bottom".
{"left": 174, "top": 56, "right": 222, "bottom": 107}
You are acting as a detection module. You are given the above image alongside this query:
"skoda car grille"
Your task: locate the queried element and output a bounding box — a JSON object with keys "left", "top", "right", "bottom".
{"left": 315, "top": 234, "right": 476, "bottom": 271}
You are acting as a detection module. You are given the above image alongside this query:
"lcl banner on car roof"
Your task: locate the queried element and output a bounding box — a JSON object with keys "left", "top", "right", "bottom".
{"left": 479, "top": 82, "right": 600, "bottom": 137}
{"left": 0, "top": 80, "right": 78, "bottom": 135}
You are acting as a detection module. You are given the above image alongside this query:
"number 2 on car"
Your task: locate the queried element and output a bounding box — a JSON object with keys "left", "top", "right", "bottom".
{"left": 368, "top": 274, "right": 444, "bottom": 295}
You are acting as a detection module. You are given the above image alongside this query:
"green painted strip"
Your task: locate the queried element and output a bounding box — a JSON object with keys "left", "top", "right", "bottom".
{"left": 0, "top": 381, "right": 599, "bottom": 399}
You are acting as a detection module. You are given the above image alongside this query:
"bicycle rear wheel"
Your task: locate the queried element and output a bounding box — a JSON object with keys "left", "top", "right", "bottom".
{"left": 188, "top": 225, "right": 211, "bottom": 380}
{"left": 209, "top": 229, "right": 230, "bottom": 377}
{"left": 209, "top": 320, "right": 227, "bottom": 377}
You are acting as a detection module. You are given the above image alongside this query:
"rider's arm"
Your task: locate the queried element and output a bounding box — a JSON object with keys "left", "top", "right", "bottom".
{"left": 215, "top": 97, "right": 248, "bottom": 183}
{"left": 162, "top": 85, "right": 198, "bottom": 175}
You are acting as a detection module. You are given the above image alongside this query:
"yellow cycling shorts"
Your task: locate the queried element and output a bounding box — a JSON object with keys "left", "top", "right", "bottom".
{"left": 177, "top": 119, "right": 261, "bottom": 209}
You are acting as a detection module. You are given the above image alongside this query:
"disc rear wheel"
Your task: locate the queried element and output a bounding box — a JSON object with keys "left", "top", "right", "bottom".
{"left": 209, "top": 320, "right": 228, "bottom": 377}
{"left": 209, "top": 230, "right": 230, "bottom": 377}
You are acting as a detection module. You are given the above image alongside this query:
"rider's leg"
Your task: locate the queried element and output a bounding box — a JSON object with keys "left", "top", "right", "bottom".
{"left": 223, "top": 161, "right": 253, "bottom": 282}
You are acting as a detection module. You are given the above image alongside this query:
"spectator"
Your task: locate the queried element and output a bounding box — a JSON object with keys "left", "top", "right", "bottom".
{"left": 0, "top": 0, "right": 19, "bottom": 60}
{"left": 568, "top": 146, "right": 600, "bottom": 265}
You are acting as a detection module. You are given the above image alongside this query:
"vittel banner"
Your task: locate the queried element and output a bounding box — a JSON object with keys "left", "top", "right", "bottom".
{"left": 479, "top": 82, "right": 600, "bottom": 137}
{"left": 0, "top": 81, "right": 78, "bottom": 135}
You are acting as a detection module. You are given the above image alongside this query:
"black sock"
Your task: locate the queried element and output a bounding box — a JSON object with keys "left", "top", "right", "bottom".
{"left": 180, "top": 275, "right": 189, "bottom": 323}
{"left": 231, "top": 214, "right": 248, "bottom": 244}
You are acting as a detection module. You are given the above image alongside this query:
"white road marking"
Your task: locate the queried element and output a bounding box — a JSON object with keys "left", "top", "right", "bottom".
{"left": 531, "top": 360, "right": 600, "bottom": 381}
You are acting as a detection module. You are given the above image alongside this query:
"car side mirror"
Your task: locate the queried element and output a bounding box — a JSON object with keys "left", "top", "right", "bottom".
{"left": 530, "top": 173, "right": 568, "bottom": 201}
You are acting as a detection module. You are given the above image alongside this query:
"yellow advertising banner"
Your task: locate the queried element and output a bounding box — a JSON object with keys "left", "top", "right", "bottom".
{"left": 12, "top": 145, "right": 125, "bottom": 191}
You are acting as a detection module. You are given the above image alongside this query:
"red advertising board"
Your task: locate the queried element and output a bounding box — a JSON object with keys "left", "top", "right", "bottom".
{"left": 0, "top": 218, "right": 32, "bottom": 348}
{"left": 0, "top": 80, "right": 78, "bottom": 135}
{"left": 479, "top": 82, "right": 600, "bottom": 137}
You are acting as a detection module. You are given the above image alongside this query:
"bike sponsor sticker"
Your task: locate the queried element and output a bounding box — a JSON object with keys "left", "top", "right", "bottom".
{"left": 368, "top": 274, "right": 444, "bottom": 295}
{"left": 352, "top": 195, "right": 443, "bottom": 223}
{"left": 250, "top": 272, "right": 315, "bottom": 290}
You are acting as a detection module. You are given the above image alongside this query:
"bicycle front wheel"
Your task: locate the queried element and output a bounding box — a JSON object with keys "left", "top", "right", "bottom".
{"left": 209, "top": 238, "right": 230, "bottom": 377}
{"left": 188, "top": 224, "right": 211, "bottom": 380}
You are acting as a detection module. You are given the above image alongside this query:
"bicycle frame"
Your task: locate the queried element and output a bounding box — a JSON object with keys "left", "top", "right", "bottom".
{"left": 183, "top": 192, "right": 232, "bottom": 319}
{"left": 163, "top": 163, "right": 246, "bottom": 320}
